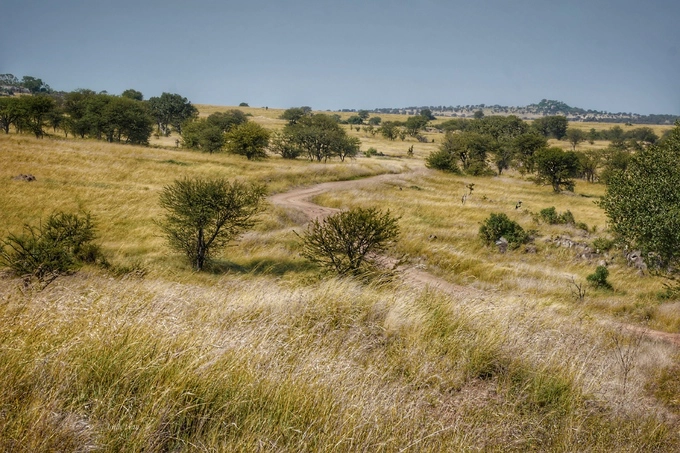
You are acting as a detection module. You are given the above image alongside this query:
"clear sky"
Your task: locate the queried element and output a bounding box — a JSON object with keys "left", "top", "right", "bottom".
{"left": 2, "top": 0, "right": 678, "bottom": 114}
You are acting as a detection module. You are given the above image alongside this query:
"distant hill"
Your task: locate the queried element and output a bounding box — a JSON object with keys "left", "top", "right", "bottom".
{"left": 365, "top": 99, "right": 679, "bottom": 125}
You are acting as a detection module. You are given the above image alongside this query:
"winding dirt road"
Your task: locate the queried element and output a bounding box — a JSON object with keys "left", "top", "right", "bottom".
{"left": 270, "top": 173, "right": 680, "bottom": 347}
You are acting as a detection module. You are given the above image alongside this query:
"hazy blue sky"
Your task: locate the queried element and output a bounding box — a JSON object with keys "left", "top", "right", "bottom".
{"left": 2, "top": 0, "right": 678, "bottom": 114}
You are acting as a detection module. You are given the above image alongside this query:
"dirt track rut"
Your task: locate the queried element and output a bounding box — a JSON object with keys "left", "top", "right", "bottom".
{"left": 270, "top": 173, "right": 680, "bottom": 347}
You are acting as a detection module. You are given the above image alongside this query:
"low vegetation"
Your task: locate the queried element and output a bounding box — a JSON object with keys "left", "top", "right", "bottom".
{"left": 1, "top": 89, "right": 679, "bottom": 451}
{"left": 299, "top": 207, "right": 399, "bottom": 276}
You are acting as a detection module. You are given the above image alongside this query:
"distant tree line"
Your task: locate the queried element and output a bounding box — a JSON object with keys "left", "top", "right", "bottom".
{"left": 0, "top": 74, "right": 199, "bottom": 145}
{"left": 425, "top": 114, "right": 667, "bottom": 192}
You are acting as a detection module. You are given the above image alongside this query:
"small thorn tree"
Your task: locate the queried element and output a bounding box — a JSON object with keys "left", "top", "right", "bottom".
{"left": 158, "top": 178, "right": 266, "bottom": 271}
{"left": 299, "top": 207, "right": 399, "bottom": 276}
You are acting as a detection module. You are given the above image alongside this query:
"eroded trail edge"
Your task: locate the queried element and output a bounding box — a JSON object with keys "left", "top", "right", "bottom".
{"left": 270, "top": 172, "right": 680, "bottom": 347}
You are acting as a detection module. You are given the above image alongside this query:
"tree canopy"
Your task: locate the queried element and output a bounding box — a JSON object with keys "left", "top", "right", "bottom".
{"left": 599, "top": 124, "right": 680, "bottom": 269}
{"left": 147, "top": 92, "right": 198, "bottom": 135}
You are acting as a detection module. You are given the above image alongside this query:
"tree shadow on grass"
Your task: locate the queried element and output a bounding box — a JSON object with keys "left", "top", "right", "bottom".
{"left": 206, "top": 257, "right": 317, "bottom": 277}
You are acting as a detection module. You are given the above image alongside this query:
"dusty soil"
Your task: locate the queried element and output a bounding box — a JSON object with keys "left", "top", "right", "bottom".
{"left": 270, "top": 172, "right": 680, "bottom": 347}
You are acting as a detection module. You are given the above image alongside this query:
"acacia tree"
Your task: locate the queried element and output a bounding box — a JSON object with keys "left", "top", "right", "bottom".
{"left": 566, "top": 128, "right": 586, "bottom": 150}
{"left": 158, "top": 178, "right": 266, "bottom": 271}
{"left": 534, "top": 147, "right": 581, "bottom": 192}
{"left": 300, "top": 207, "right": 399, "bottom": 276}
{"left": 532, "top": 115, "right": 568, "bottom": 140}
{"left": 599, "top": 124, "right": 680, "bottom": 269}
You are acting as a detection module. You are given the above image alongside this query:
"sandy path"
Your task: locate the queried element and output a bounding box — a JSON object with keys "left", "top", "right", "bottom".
{"left": 270, "top": 172, "right": 680, "bottom": 347}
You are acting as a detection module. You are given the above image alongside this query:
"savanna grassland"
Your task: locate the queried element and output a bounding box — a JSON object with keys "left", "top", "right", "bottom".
{"left": 1, "top": 107, "right": 679, "bottom": 452}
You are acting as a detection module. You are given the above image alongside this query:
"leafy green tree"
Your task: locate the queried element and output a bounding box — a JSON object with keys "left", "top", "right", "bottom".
{"left": 468, "top": 115, "right": 528, "bottom": 141}
{"left": 404, "top": 115, "right": 429, "bottom": 137}
{"left": 0, "top": 97, "right": 22, "bottom": 133}
{"left": 420, "top": 109, "right": 436, "bottom": 120}
{"left": 147, "top": 92, "right": 198, "bottom": 135}
{"left": 534, "top": 147, "right": 581, "bottom": 192}
{"left": 512, "top": 132, "right": 547, "bottom": 174}
{"left": 625, "top": 127, "right": 658, "bottom": 145}
{"left": 121, "top": 89, "right": 143, "bottom": 101}
{"left": 425, "top": 148, "right": 459, "bottom": 173}
{"left": 299, "top": 207, "right": 399, "bottom": 276}
{"left": 379, "top": 121, "right": 400, "bottom": 140}
{"left": 598, "top": 146, "right": 631, "bottom": 183}
{"left": 283, "top": 113, "right": 355, "bottom": 162}
{"left": 439, "top": 131, "right": 492, "bottom": 173}
{"left": 357, "top": 110, "right": 370, "bottom": 121}
{"left": 575, "top": 150, "right": 601, "bottom": 183}
{"left": 532, "top": 115, "right": 568, "bottom": 139}
{"left": 336, "top": 136, "right": 360, "bottom": 162}
{"left": 347, "top": 115, "right": 363, "bottom": 125}
{"left": 101, "top": 96, "right": 154, "bottom": 144}
{"left": 280, "top": 106, "right": 311, "bottom": 125}
{"left": 17, "top": 95, "right": 55, "bottom": 138}
{"left": 492, "top": 144, "right": 514, "bottom": 175}
{"left": 21, "top": 76, "right": 50, "bottom": 94}
{"left": 368, "top": 116, "right": 382, "bottom": 126}
{"left": 226, "top": 122, "right": 271, "bottom": 160}
{"left": 599, "top": 124, "right": 680, "bottom": 269}
{"left": 206, "top": 109, "right": 248, "bottom": 132}
{"left": 565, "top": 127, "right": 586, "bottom": 150}
{"left": 473, "top": 109, "right": 485, "bottom": 119}
{"left": 269, "top": 131, "right": 302, "bottom": 159}
{"left": 158, "top": 178, "right": 266, "bottom": 271}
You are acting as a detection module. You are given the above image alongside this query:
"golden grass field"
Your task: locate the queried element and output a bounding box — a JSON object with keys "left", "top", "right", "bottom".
{"left": 1, "top": 108, "right": 679, "bottom": 451}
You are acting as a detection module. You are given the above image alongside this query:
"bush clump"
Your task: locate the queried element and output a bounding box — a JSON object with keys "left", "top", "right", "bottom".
{"left": 587, "top": 265, "right": 612, "bottom": 289}
{"left": 425, "top": 149, "right": 460, "bottom": 173}
{"left": 0, "top": 211, "right": 103, "bottom": 285}
{"left": 539, "top": 206, "right": 575, "bottom": 225}
{"left": 479, "top": 213, "right": 529, "bottom": 250}
{"left": 299, "top": 207, "right": 399, "bottom": 276}
{"left": 592, "top": 237, "right": 615, "bottom": 252}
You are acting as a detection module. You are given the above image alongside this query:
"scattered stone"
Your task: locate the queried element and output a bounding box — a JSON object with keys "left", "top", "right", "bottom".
{"left": 12, "top": 174, "right": 36, "bottom": 182}
{"left": 428, "top": 234, "right": 437, "bottom": 241}
{"left": 495, "top": 237, "right": 509, "bottom": 253}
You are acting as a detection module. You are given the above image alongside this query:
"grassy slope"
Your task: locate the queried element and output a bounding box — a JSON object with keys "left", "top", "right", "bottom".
{"left": 0, "top": 109, "right": 678, "bottom": 451}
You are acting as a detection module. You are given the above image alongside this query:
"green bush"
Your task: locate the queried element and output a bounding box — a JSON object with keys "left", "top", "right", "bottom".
{"left": 299, "top": 207, "right": 399, "bottom": 276}
{"left": 539, "top": 207, "right": 559, "bottom": 224}
{"left": 425, "top": 149, "right": 460, "bottom": 173}
{"left": 539, "top": 206, "right": 576, "bottom": 225}
{"left": 479, "top": 213, "right": 529, "bottom": 250}
{"left": 0, "top": 211, "right": 102, "bottom": 285}
{"left": 592, "top": 237, "right": 615, "bottom": 252}
{"left": 587, "top": 266, "right": 612, "bottom": 289}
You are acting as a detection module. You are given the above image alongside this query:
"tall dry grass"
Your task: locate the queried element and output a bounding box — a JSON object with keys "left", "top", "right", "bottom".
{"left": 1, "top": 110, "right": 679, "bottom": 451}
{"left": 0, "top": 272, "right": 677, "bottom": 451}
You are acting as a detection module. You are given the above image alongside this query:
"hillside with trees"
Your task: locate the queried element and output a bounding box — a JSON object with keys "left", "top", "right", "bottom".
{"left": 1, "top": 72, "right": 680, "bottom": 451}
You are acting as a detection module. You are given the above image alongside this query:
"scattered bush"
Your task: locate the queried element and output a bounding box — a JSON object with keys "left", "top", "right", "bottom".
{"left": 299, "top": 207, "right": 399, "bottom": 276}
{"left": 0, "top": 211, "right": 103, "bottom": 285}
{"left": 425, "top": 149, "right": 460, "bottom": 173}
{"left": 539, "top": 206, "right": 575, "bottom": 225}
{"left": 479, "top": 213, "right": 529, "bottom": 250}
{"left": 157, "top": 178, "right": 266, "bottom": 271}
{"left": 587, "top": 266, "right": 612, "bottom": 289}
{"left": 363, "top": 147, "right": 383, "bottom": 157}
{"left": 592, "top": 237, "right": 615, "bottom": 252}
